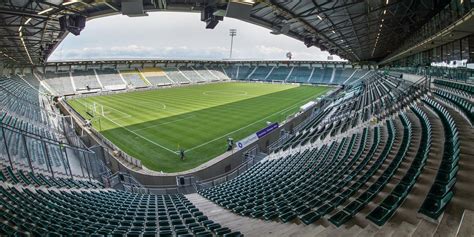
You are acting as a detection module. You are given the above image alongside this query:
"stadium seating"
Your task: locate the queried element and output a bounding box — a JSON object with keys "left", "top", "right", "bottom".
{"left": 433, "top": 89, "right": 473, "bottom": 125}
{"left": 139, "top": 68, "right": 173, "bottom": 86}
{"left": 2, "top": 66, "right": 473, "bottom": 236}
{"left": 161, "top": 68, "right": 192, "bottom": 84}
{"left": 38, "top": 65, "right": 364, "bottom": 96}
{"left": 0, "top": 165, "right": 102, "bottom": 189}
{"left": 248, "top": 66, "right": 272, "bottom": 81}
{"left": 195, "top": 70, "right": 472, "bottom": 235}
{"left": 206, "top": 66, "right": 230, "bottom": 80}
{"left": 308, "top": 68, "right": 324, "bottom": 84}
{"left": 275, "top": 72, "right": 415, "bottom": 151}
{"left": 234, "top": 66, "right": 254, "bottom": 80}
{"left": 193, "top": 67, "right": 221, "bottom": 82}
{"left": 0, "top": 186, "right": 239, "bottom": 236}
{"left": 223, "top": 66, "right": 238, "bottom": 79}
{"left": 95, "top": 69, "right": 127, "bottom": 90}
{"left": 366, "top": 107, "right": 431, "bottom": 226}
{"left": 1, "top": 70, "right": 246, "bottom": 237}
{"left": 180, "top": 67, "right": 205, "bottom": 83}
{"left": 43, "top": 71, "right": 76, "bottom": 95}
{"left": 418, "top": 98, "right": 459, "bottom": 220}
{"left": 286, "top": 67, "right": 312, "bottom": 83}
{"left": 320, "top": 68, "right": 333, "bottom": 84}
{"left": 433, "top": 79, "right": 474, "bottom": 96}
{"left": 344, "top": 69, "right": 370, "bottom": 85}
{"left": 119, "top": 69, "right": 149, "bottom": 87}
{"left": 71, "top": 70, "right": 102, "bottom": 91}
{"left": 332, "top": 68, "right": 354, "bottom": 84}
{"left": 266, "top": 66, "right": 292, "bottom": 81}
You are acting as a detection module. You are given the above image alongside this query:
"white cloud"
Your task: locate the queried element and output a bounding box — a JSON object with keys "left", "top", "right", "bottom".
{"left": 49, "top": 12, "right": 342, "bottom": 61}
{"left": 49, "top": 44, "right": 232, "bottom": 61}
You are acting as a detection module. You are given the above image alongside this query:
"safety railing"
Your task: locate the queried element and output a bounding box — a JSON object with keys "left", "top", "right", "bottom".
{"left": 0, "top": 121, "right": 107, "bottom": 181}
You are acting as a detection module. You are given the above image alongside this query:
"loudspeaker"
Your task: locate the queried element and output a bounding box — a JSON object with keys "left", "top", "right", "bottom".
{"left": 179, "top": 177, "right": 185, "bottom": 186}
{"left": 122, "top": 0, "right": 148, "bottom": 16}
{"left": 201, "top": 6, "right": 223, "bottom": 29}
{"left": 226, "top": 1, "right": 253, "bottom": 20}
{"left": 59, "top": 15, "right": 86, "bottom": 36}
{"left": 119, "top": 174, "right": 124, "bottom": 181}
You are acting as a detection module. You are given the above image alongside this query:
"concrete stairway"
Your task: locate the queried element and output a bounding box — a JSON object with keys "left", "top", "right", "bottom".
{"left": 186, "top": 193, "right": 327, "bottom": 237}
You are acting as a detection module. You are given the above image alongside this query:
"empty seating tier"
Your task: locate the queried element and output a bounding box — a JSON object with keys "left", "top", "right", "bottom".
{"left": 0, "top": 186, "right": 240, "bottom": 236}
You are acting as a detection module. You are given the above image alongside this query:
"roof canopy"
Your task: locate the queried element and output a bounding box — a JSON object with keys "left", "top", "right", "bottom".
{"left": 0, "top": 0, "right": 452, "bottom": 66}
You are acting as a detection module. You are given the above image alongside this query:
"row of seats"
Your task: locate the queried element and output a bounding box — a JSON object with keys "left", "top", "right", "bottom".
{"left": 433, "top": 89, "right": 473, "bottom": 125}
{"left": 275, "top": 73, "right": 412, "bottom": 152}
{"left": 0, "top": 165, "right": 102, "bottom": 189}
{"left": 0, "top": 77, "right": 55, "bottom": 127}
{"left": 0, "top": 186, "right": 241, "bottom": 237}
{"left": 0, "top": 76, "right": 73, "bottom": 173}
{"left": 419, "top": 98, "right": 459, "bottom": 220}
{"left": 43, "top": 67, "right": 231, "bottom": 95}
{"left": 366, "top": 106, "right": 432, "bottom": 226}
{"left": 224, "top": 66, "right": 360, "bottom": 84}
{"left": 433, "top": 79, "right": 473, "bottom": 96}
{"left": 201, "top": 121, "right": 400, "bottom": 225}
{"left": 200, "top": 83, "right": 464, "bottom": 229}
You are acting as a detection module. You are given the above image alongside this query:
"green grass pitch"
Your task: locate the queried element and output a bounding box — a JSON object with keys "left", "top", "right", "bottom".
{"left": 67, "top": 82, "right": 331, "bottom": 172}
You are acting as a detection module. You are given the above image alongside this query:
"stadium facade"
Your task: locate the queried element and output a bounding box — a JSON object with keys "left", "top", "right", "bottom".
{"left": 1, "top": 0, "right": 474, "bottom": 236}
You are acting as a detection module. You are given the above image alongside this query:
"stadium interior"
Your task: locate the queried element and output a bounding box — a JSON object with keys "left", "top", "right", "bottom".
{"left": 1, "top": 0, "right": 474, "bottom": 236}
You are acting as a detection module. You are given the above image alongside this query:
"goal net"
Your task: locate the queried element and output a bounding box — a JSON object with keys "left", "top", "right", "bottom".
{"left": 271, "top": 80, "right": 285, "bottom": 84}
{"left": 85, "top": 102, "right": 105, "bottom": 118}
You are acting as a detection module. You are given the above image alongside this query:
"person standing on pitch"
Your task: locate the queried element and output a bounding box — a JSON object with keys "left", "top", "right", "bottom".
{"left": 179, "top": 148, "right": 185, "bottom": 161}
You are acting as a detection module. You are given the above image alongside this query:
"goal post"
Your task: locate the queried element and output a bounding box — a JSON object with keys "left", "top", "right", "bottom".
{"left": 93, "top": 102, "right": 105, "bottom": 117}
{"left": 85, "top": 102, "right": 105, "bottom": 118}
{"left": 271, "top": 80, "right": 285, "bottom": 84}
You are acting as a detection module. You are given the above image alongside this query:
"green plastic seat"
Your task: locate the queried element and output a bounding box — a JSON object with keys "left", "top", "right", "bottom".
{"left": 279, "top": 211, "right": 297, "bottom": 223}
{"left": 366, "top": 206, "right": 391, "bottom": 226}
{"left": 328, "top": 210, "right": 352, "bottom": 227}
{"left": 344, "top": 200, "right": 364, "bottom": 215}
{"left": 300, "top": 211, "right": 321, "bottom": 225}
{"left": 419, "top": 191, "right": 454, "bottom": 220}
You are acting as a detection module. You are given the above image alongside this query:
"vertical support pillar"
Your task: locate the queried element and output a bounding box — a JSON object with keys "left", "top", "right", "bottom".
{"left": 62, "top": 143, "right": 74, "bottom": 179}
{"left": 468, "top": 35, "right": 474, "bottom": 64}
{"left": 2, "top": 127, "right": 14, "bottom": 168}
{"left": 42, "top": 141, "right": 54, "bottom": 178}
{"left": 82, "top": 152, "right": 92, "bottom": 181}
{"left": 21, "top": 134, "right": 35, "bottom": 174}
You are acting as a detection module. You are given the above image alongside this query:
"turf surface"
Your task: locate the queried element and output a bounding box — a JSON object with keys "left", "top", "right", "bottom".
{"left": 68, "top": 82, "right": 331, "bottom": 172}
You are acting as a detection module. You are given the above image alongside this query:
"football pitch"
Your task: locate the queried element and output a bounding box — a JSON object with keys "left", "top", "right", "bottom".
{"left": 67, "top": 82, "right": 331, "bottom": 172}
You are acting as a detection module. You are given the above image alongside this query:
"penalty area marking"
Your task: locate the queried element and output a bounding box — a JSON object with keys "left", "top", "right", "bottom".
{"left": 102, "top": 104, "right": 133, "bottom": 120}
{"left": 101, "top": 115, "right": 178, "bottom": 155}
{"left": 76, "top": 100, "right": 132, "bottom": 120}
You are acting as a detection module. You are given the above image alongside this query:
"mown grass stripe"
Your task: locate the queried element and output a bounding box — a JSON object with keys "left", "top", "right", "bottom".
{"left": 68, "top": 82, "right": 330, "bottom": 172}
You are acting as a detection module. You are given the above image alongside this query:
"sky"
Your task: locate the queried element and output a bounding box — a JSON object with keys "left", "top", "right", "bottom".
{"left": 49, "top": 12, "right": 341, "bottom": 61}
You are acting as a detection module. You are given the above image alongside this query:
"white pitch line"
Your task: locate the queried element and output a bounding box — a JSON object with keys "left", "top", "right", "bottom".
{"left": 102, "top": 115, "right": 178, "bottom": 154}
{"left": 132, "top": 115, "right": 196, "bottom": 132}
{"left": 137, "top": 101, "right": 167, "bottom": 109}
{"left": 279, "top": 106, "right": 296, "bottom": 115}
{"left": 99, "top": 102, "right": 132, "bottom": 119}
{"left": 186, "top": 91, "right": 325, "bottom": 152}
{"left": 202, "top": 90, "right": 249, "bottom": 96}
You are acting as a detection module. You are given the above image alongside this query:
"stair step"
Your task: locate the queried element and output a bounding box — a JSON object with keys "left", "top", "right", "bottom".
{"left": 456, "top": 209, "right": 474, "bottom": 237}
{"left": 410, "top": 219, "right": 438, "bottom": 237}
{"left": 391, "top": 221, "right": 416, "bottom": 237}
